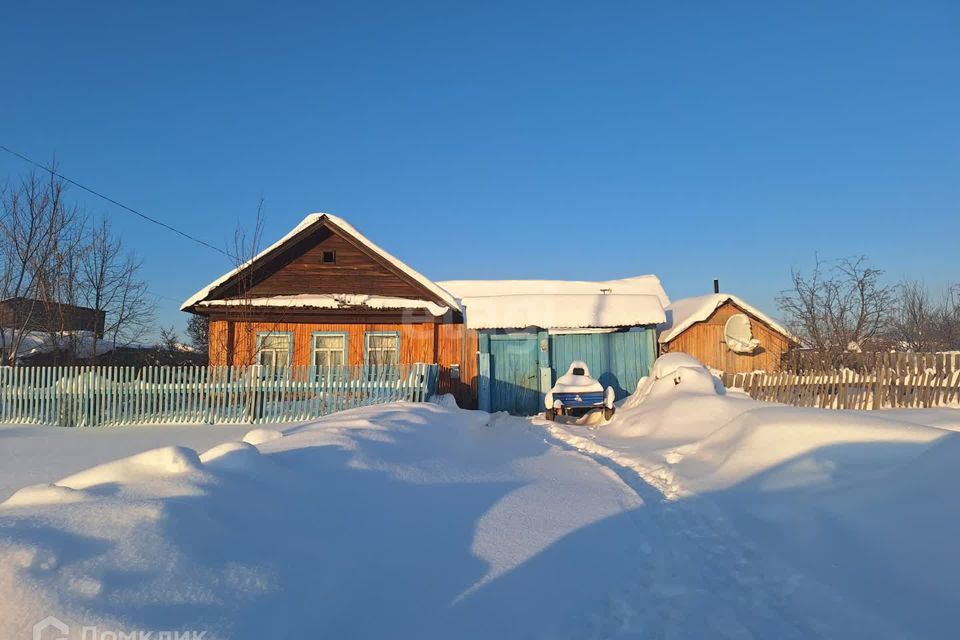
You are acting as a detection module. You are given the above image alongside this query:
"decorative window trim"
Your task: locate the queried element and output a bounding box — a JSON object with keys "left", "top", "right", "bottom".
{"left": 310, "top": 331, "right": 349, "bottom": 371}
{"left": 255, "top": 331, "right": 294, "bottom": 369}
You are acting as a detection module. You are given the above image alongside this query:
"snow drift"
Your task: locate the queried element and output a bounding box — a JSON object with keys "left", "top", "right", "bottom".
{"left": 546, "top": 353, "right": 960, "bottom": 637}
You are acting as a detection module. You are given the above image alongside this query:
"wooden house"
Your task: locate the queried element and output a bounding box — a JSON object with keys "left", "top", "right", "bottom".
{"left": 0, "top": 297, "right": 105, "bottom": 335}
{"left": 658, "top": 293, "right": 799, "bottom": 373}
{"left": 438, "top": 277, "right": 668, "bottom": 415}
{"left": 182, "top": 213, "right": 671, "bottom": 414}
{"left": 181, "top": 213, "right": 479, "bottom": 407}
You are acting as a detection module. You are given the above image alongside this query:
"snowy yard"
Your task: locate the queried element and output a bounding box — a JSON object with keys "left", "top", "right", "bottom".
{"left": 2, "top": 356, "right": 960, "bottom": 639}
{"left": 0, "top": 425, "right": 252, "bottom": 503}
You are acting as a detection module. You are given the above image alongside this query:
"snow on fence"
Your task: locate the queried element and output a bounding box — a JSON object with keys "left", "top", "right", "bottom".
{"left": 0, "top": 363, "right": 439, "bottom": 427}
{"left": 722, "top": 368, "right": 960, "bottom": 410}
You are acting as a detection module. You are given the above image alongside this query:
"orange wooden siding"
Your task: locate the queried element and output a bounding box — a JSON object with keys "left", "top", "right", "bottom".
{"left": 660, "top": 301, "right": 794, "bottom": 373}
{"left": 209, "top": 320, "right": 479, "bottom": 407}
{"left": 436, "top": 324, "right": 479, "bottom": 408}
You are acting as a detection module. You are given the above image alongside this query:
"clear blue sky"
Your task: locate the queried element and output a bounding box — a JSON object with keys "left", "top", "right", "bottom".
{"left": 2, "top": 1, "right": 958, "bottom": 338}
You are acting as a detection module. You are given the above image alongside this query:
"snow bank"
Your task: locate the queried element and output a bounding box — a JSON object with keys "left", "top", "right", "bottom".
{"left": 672, "top": 406, "right": 945, "bottom": 492}
{"left": 545, "top": 353, "right": 960, "bottom": 637}
{"left": 241, "top": 427, "right": 284, "bottom": 446}
{"left": 0, "top": 404, "right": 650, "bottom": 639}
{"left": 2, "top": 484, "right": 91, "bottom": 508}
{"left": 54, "top": 446, "right": 203, "bottom": 490}
{"left": 199, "top": 441, "right": 265, "bottom": 472}
{"left": 558, "top": 354, "right": 951, "bottom": 493}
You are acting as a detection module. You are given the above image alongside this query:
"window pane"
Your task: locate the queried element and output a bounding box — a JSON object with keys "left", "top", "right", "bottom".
{"left": 316, "top": 335, "right": 343, "bottom": 350}
{"left": 314, "top": 351, "right": 329, "bottom": 368}
{"left": 261, "top": 335, "right": 288, "bottom": 350}
{"left": 369, "top": 334, "right": 397, "bottom": 349}
{"left": 260, "top": 351, "right": 275, "bottom": 367}
{"left": 384, "top": 348, "right": 399, "bottom": 365}
{"left": 276, "top": 351, "right": 290, "bottom": 368}
{"left": 330, "top": 351, "right": 343, "bottom": 366}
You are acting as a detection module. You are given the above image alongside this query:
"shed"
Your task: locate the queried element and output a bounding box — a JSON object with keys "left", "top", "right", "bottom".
{"left": 439, "top": 277, "right": 667, "bottom": 415}
{"left": 658, "top": 293, "right": 800, "bottom": 373}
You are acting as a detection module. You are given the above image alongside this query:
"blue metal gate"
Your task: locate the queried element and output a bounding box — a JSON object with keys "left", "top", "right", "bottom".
{"left": 489, "top": 334, "right": 540, "bottom": 415}
{"left": 548, "top": 328, "right": 656, "bottom": 400}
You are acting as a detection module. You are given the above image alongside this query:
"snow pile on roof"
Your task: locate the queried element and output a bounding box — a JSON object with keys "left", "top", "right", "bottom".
{"left": 197, "top": 293, "right": 450, "bottom": 316}
{"left": 439, "top": 275, "right": 670, "bottom": 307}
{"left": 459, "top": 293, "right": 665, "bottom": 330}
{"left": 182, "top": 213, "right": 461, "bottom": 311}
{"left": 658, "top": 293, "right": 798, "bottom": 344}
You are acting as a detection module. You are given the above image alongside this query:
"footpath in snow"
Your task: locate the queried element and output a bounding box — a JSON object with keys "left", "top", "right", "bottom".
{"left": 544, "top": 353, "right": 960, "bottom": 639}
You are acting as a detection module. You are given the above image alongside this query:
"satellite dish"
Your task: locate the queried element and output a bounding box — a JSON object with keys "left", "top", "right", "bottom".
{"left": 724, "top": 314, "right": 761, "bottom": 354}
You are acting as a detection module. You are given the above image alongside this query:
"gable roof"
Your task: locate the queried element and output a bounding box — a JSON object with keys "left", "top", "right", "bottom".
{"left": 658, "top": 293, "right": 800, "bottom": 344}
{"left": 181, "top": 213, "right": 461, "bottom": 312}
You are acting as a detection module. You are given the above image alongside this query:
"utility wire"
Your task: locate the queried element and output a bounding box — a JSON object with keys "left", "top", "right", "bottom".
{"left": 0, "top": 143, "right": 233, "bottom": 258}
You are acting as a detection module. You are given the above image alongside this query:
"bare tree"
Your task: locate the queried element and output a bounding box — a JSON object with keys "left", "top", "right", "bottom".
{"left": 890, "top": 280, "right": 939, "bottom": 352}
{"left": 185, "top": 314, "right": 209, "bottom": 356}
{"left": 939, "top": 285, "right": 960, "bottom": 351}
{"left": 0, "top": 168, "right": 155, "bottom": 365}
{"left": 208, "top": 200, "right": 266, "bottom": 366}
{"left": 777, "top": 255, "right": 894, "bottom": 360}
{"left": 79, "top": 218, "right": 153, "bottom": 362}
{"left": 0, "top": 169, "right": 80, "bottom": 364}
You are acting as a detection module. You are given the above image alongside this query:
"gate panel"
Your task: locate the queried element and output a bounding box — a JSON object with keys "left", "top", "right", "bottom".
{"left": 489, "top": 334, "right": 540, "bottom": 415}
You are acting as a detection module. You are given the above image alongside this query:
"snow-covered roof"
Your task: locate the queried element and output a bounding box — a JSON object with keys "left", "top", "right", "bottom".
{"left": 0, "top": 330, "right": 116, "bottom": 362}
{"left": 658, "top": 293, "right": 800, "bottom": 344}
{"left": 197, "top": 294, "right": 450, "bottom": 317}
{"left": 182, "top": 213, "right": 461, "bottom": 312}
{"left": 439, "top": 275, "right": 670, "bottom": 307}
{"left": 460, "top": 294, "right": 665, "bottom": 330}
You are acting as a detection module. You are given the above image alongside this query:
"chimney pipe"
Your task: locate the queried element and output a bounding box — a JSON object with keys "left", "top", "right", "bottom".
{"left": 713, "top": 279, "right": 720, "bottom": 294}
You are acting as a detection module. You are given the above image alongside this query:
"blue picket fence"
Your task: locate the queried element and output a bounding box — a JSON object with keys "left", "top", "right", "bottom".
{"left": 0, "top": 363, "right": 439, "bottom": 427}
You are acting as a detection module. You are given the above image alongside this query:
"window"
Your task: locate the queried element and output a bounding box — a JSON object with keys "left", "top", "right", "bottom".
{"left": 257, "top": 332, "right": 292, "bottom": 369}
{"left": 312, "top": 332, "right": 347, "bottom": 369}
{"left": 321, "top": 250, "right": 336, "bottom": 264}
{"left": 364, "top": 332, "right": 400, "bottom": 366}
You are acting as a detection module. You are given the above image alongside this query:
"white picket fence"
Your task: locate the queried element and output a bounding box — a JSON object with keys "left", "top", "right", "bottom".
{"left": 0, "top": 364, "right": 439, "bottom": 427}
{"left": 722, "top": 368, "right": 960, "bottom": 410}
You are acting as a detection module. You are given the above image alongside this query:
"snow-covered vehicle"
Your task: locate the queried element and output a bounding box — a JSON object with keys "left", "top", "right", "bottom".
{"left": 544, "top": 361, "right": 615, "bottom": 421}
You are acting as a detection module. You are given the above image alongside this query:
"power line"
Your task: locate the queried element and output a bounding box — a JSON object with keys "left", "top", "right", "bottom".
{"left": 0, "top": 143, "right": 233, "bottom": 258}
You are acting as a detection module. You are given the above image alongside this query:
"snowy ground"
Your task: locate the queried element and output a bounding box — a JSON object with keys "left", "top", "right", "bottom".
{"left": 2, "top": 357, "right": 959, "bottom": 639}
{"left": 0, "top": 425, "right": 251, "bottom": 502}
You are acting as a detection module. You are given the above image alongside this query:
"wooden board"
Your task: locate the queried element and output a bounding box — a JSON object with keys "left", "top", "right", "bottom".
{"left": 661, "top": 300, "right": 793, "bottom": 373}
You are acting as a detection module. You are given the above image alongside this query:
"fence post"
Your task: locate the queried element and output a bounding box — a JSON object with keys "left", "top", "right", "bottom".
{"left": 872, "top": 365, "right": 884, "bottom": 410}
